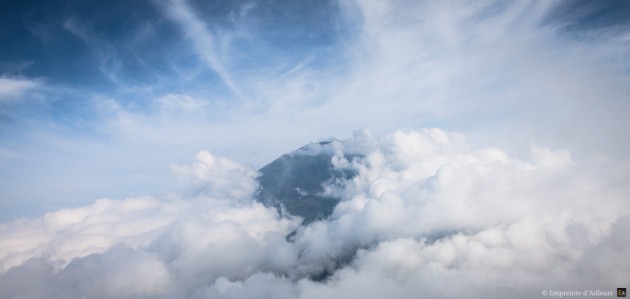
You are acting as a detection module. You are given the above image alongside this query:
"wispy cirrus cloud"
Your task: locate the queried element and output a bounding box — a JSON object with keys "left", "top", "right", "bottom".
{"left": 153, "top": 0, "right": 246, "bottom": 100}
{"left": 62, "top": 17, "right": 124, "bottom": 86}
{"left": 0, "top": 77, "right": 41, "bottom": 103}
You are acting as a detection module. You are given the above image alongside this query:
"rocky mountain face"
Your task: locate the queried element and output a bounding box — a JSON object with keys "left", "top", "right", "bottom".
{"left": 255, "top": 141, "right": 357, "bottom": 224}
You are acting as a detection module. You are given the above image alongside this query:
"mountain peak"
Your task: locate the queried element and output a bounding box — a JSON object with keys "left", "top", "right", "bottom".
{"left": 255, "top": 140, "right": 357, "bottom": 224}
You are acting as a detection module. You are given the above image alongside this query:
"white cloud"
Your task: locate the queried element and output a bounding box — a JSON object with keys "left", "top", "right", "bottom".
{"left": 318, "top": 0, "right": 630, "bottom": 159}
{"left": 1, "top": 129, "right": 628, "bottom": 298}
{"left": 0, "top": 77, "right": 40, "bottom": 102}
{"left": 170, "top": 150, "right": 260, "bottom": 201}
{"left": 63, "top": 17, "right": 125, "bottom": 87}
{"left": 154, "top": 94, "right": 209, "bottom": 113}
{"left": 154, "top": 0, "right": 245, "bottom": 100}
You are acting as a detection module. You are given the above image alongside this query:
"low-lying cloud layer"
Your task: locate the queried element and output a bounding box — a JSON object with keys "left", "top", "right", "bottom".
{"left": 1, "top": 129, "right": 628, "bottom": 298}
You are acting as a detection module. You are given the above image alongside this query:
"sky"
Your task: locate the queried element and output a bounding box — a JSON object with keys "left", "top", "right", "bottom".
{"left": 0, "top": 0, "right": 630, "bottom": 297}
{"left": 1, "top": 0, "right": 630, "bottom": 219}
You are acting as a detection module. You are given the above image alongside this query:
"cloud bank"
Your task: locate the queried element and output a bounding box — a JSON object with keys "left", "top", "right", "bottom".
{"left": 1, "top": 129, "right": 628, "bottom": 298}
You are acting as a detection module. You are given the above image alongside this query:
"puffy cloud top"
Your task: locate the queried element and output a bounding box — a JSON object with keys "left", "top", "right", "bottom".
{"left": 1, "top": 128, "right": 628, "bottom": 298}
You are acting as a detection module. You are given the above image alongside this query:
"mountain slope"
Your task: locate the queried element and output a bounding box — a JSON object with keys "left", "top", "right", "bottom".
{"left": 255, "top": 140, "right": 357, "bottom": 224}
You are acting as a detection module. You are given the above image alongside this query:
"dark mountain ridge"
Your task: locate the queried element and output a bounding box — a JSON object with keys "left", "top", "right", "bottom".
{"left": 255, "top": 140, "right": 358, "bottom": 224}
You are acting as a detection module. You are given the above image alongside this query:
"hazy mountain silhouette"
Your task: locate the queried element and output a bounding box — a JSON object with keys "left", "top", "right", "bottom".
{"left": 255, "top": 140, "right": 358, "bottom": 224}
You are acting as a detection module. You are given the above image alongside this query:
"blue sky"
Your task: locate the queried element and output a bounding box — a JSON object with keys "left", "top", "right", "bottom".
{"left": 1, "top": 0, "right": 630, "bottom": 220}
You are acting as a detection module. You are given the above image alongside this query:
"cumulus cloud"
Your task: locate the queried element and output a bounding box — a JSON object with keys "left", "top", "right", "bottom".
{"left": 1, "top": 129, "right": 628, "bottom": 298}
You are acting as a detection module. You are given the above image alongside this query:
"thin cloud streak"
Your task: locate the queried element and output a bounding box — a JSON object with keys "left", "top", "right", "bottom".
{"left": 0, "top": 77, "right": 41, "bottom": 103}
{"left": 62, "top": 18, "right": 125, "bottom": 87}
{"left": 155, "top": 0, "right": 246, "bottom": 100}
